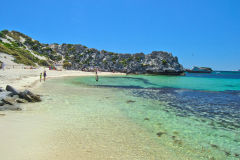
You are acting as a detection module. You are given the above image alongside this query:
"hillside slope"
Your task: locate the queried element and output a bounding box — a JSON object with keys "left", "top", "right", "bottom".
{"left": 0, "top": 30, "right": 184, "bottom": 74}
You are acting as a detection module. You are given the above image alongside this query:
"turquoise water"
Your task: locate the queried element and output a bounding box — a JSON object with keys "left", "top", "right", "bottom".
{"left": 31, "top": 71, "right": 240, "bottom": 159}
{"left": 66, "top": 71, "right": 240, "bottom": 159}
{"left": 73, "top": 72, "right": 240, "bottom": 91}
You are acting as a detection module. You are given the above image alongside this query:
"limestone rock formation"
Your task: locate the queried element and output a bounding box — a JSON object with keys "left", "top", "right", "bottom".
{"left": 0, "top": 30, "right": 184, "bottom": 75}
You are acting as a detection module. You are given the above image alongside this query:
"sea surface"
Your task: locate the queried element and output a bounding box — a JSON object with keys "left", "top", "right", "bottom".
{"left": 21, "top": 71, "right": 240, "bottom": 160}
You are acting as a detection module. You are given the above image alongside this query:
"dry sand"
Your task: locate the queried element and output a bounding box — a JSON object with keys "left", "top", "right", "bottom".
{"left": 0, "top": 67, "right": 125, "bottom": 91}
{"left": 0, "top": 52, "right": 125, "bottom": 90}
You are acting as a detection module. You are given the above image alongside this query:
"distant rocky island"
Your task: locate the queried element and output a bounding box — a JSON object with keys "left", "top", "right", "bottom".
{"left": 186, "top": 67, "right": 213, "bottom": 73}
{"left": 0, "top": 30, "right": 184, "bottom": 75}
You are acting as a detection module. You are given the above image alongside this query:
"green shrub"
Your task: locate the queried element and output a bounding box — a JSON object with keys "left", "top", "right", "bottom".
{"left": 11, "top": 41, "right": 21, "bottom": 48}
{"left": 32, "top": 44, "right": 39, "bottom": 50}
{"left": 38, "top": 59, "right": 49, "bottom": 66}
{"left": 66, "top": 44, "right": 73, "bottom": 48}
{"left": 135, "top": 57, "right": 141, "bottom": 62}
{"left": 120, "top": 59, "right": 127, "bottom": 67}
{"left": 69, "top": 47, "right": 76, "bottom": 53}
{"left": 127, "top": 57, "right": 133, "bottom": 61}
{"left": 162, "top": 59, "right": 167, "bottom": 65}
{"left": 7, "top": 32, "right": 20, "bottom": 41}
{"left": 0, "top": 43, "right": 36, "bottom": 66}
{"left": 63, "top": 61, "right": 71, "bottom": 69}
{"left": 1, "top": 30, "right": 9, "bottom": 34}
{"left": 0, "top": 31, "right": 6, "bottom": 38}
{"left": 55, "top": 55, "right": 62, "bottom": 61}
{"left": 24, "top": 38, "right": 35, "bottom": 46}
{"left": 112, "top": 55, "right": 118, "bottom": 62}
{"left": 11, "top": 30, "right": 29, "bottom": 39}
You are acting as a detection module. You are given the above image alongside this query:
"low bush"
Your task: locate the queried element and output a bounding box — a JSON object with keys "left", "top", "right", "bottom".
{"left": 162, "top": 59, "right": 167, "bottom": 65}
{"left": 63, "top": 61, "right": 72, "bottom": 69}
{"left": 38, "top": 59, "right": 49, "bottom": 66}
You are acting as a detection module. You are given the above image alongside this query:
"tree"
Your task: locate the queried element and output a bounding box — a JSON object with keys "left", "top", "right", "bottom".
{"left": 63, "top": 61, "right": 72, "bottom": 69}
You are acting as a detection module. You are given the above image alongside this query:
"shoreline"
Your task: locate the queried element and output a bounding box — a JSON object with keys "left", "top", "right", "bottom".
{"left": 0, "top": 68, "right": 126, "bottom": 91}
{"left": 1, "top": 69, "right": 238, "bottom": 159}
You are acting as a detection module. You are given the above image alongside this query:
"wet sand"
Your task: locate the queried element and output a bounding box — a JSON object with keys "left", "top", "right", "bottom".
{"left": 0, "top": 79, "right": 180, "bottom": 160}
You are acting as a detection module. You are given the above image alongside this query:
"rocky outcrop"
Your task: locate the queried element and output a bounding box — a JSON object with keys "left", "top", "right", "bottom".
{"left": 6, "top": 85, "right": 19, "bottom": 95}
{"left": 186, "top": 66, "right": 213, "bottom": 73}
{"left": 0, "top": 30, "right": 184, "bottom": 75}
{"left": 50, "top": 44, "right": 184, "bottom": 75}
{"left": 0, "top": 85, "right": 41, "bottom": 111}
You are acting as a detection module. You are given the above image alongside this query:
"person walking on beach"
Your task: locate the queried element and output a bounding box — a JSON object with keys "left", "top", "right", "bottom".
{"left": 43, "top": 70, "right": 47, "bottom": 81}
{"left": 95, "top": 68, "right": 99, "bottom": 82}
{"left": 40, "top": 73, "right": 42, "bottom": 82}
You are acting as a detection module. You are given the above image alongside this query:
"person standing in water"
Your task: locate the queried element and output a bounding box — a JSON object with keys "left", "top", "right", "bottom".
{"left": 95, "top": 68, "right": 99, "bottom": 82}
{"left": 43, "top": 70, "right": 47, "bottom": 81}
{"left": 40, "top": 73, "right": 42, "bottom": 82}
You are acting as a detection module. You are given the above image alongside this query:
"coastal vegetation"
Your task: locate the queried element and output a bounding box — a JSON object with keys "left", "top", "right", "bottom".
{"left": 0, "top": 30, "right": 184, "bottom": 74}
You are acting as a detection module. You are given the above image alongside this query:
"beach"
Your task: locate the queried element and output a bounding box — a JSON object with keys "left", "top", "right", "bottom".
{"left": 0, "top": 69, "right": 240, "bottom": 160}
{"left": 0, "top": 67, "right": 125, "bottom": 90}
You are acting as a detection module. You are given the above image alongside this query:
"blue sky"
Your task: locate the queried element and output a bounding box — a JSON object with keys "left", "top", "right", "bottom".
{"left": 1, "top": 0, "right": 240, "bottom": 70}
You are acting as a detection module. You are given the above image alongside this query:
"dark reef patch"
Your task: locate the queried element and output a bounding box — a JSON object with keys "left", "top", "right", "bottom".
{"left": 130, "top": 88, "right": 240, "bottom": 130}
{"left": 156, "top": 131, "right": 166, "bottom": 137}
{"left": 92, "top": 82, "right": 240, "bottom": 130}
{"left": 95, "top": 85, "right": 143, "bottom": 89}
{"left": 126, "top": 100, "right": 136, "bottom": 103}
{"left": 105, "top": 77, "right": 158, "bottom": 86}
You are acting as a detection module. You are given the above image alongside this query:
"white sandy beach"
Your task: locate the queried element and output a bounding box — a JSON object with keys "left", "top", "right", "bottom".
{"left": 0, "top": 67, "right": 125, "bottom": 90}
{"left": 0, "top": 68, "right": 177, "bottom": 160}
{"left": 1, "top": 51, "right": 125, "bottom": 90}
{"left": 0, "top": 56, "right": 191, "bottom": 160}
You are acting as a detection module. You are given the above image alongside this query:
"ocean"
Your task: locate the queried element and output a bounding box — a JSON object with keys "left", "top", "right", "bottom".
{"left": 27, "top": 71, "right": 240, "bottom": 159}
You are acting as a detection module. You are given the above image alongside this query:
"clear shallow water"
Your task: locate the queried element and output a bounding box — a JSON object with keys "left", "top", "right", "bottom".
{"left": 73, "top": 71, "right": 240, "bottom": 91}
{"left": 10, "top": 71, "right": 239, "bottom": 159}
{"left": 68, "top": 71, "right": 240, "bottom": 159}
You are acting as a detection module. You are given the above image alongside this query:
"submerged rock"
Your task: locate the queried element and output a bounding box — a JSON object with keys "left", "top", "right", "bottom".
{"left": 173, "top": 131, "right": 179, "bottom": 135}
{"left": 126, "top": 100, "right": 136, "bottom": 103}
{"left": 156, "top": 131, "right": 166, "bottom": 137}
{"left": 210, "top": 144, "right": 219, "bottom": 149}
{"left": 174, "top": 139, "right": 183, "bottom": 146}
{"left": 224, "top": 151, "right": 231, "bottom": 156}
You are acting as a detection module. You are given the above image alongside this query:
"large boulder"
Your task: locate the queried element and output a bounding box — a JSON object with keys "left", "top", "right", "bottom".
{"left": 0, "top": 91, "right": 12, "bottom": 101}
{"left": 6, "top": 85, "right": 19, "bottom": 95}
{"left": 2, "top": 97, "right": 17, "bottom": 105}
{"left": 19, "top": 90, "right": 41, "bottom": 102}
{"left": 16, "top": 98, "right": 27, "bottom": 103}
{"left": 0, "top": 88, "right": 4, "bottom": 92}
{"left": 0, "top": 100, "right": 4, "bottom": 106}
